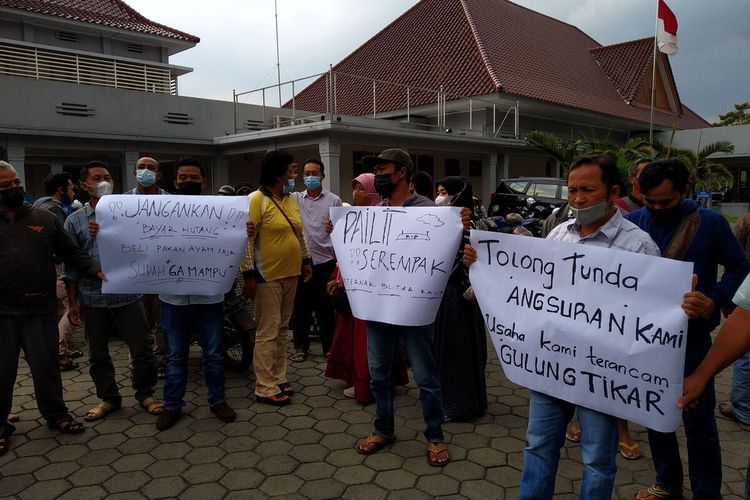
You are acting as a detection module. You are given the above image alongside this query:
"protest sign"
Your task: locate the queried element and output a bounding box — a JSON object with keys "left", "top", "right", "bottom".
{"left": 96, "top": 194, "right": 249, "bottom": 295}
{"left": 469, "top": 230, "right": 693, "bottom": 432}
{"left": 330, "top": 206, "right": 463, "bottom": 326}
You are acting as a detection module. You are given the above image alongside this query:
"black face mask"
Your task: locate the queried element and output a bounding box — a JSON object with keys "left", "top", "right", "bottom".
{"left": 0, "top": 186, "right": 25, "bottom": 209}
{"left": 374, "top": 173, "right": 397, "bottom": 198}
{"left": 176, "top": 182, "right": 202, "bottom": 195}
{"left": 647, "top": 204, "right": 682, "bottom": 224}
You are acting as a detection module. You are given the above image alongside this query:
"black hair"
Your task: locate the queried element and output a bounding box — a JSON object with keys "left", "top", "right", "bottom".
{"left": 570, "top": 155, "right": 621, "bottom": 192}
{"left": 80, "top": 160, "right": 110, "bottom": 181}
{"left": 302, "top": 158, "right": 325, "bottom": 174}
{"left": 43, "top": 172, "right": 72, "bottom": 196}
{"left": 411, "top": 170, "right": 435, "bottom": 200}
{"left": 440, "top": 176, "right": 474, "bottom": 211}
{"left": 259, "top": 150, "right": 294, "bottom": 188}
{"left": 174, "top": 158, "right": 205, "bottom": 178}
{"left": 638, "top": 159, "right": 690, "bottom": 194}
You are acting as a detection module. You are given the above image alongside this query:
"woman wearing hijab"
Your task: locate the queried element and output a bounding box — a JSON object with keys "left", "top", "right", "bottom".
{"left": 434, "top": 176, "right": 488, "bottom": 420}
{"left": 325, "top": 173, "right": 408, "bottom": 402}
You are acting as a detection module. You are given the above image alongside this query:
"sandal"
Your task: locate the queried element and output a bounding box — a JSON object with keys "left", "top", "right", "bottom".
{"left": 49, "top": 418, "right": 85, "bottom": 434}
{"left": 278, "top": 382, "right": 295, "bottom": 396}
{"left": 140, "top": 397, "right": 166, "bottom": 415}
{"left": 84, "top": 401, "right": 120, "bottom": 421}
{"left": 634, "top": 485, "right": 683, "bottom": 499}
{"left": 290, "top": 349, "right": 307, "bottom": 362}
{"left": 427, "top": 442, "right": 450, "bottom": 466}
{"left": 565, "top": 425, "right": 581, "bottom": 443}
{"left": 256, "top": 393, "right": 291, "bottom": 406}
{"left": 355, "top": 434, "right": 394, "bottom": 455}
{"left": 7, "top": 413, "right": 19, "bottom": 423}
{"left": 619, "top": 441, "right": 643, "bottom": 460}
{"left": 59, "top": 358, "right": 79, "bottom": 371}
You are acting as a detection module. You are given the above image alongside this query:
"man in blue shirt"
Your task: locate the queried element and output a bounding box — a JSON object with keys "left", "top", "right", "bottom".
{"left": 628, "top": 159, "right": 749, "bottom": 500}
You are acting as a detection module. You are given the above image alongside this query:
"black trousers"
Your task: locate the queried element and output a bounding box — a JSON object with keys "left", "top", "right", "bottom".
{"left": 1, "top": 312, "right": 71, "bottom": 434}
{"left": 81, "top": 300, "right": 156, "bottom": 406}
{"left": 293, "top": 259, "right": 337, "bottom": 354}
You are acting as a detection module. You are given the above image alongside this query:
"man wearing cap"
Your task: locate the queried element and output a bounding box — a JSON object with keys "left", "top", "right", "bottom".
{"left": 351, "top": 148, "right": 454, "bottom": 466}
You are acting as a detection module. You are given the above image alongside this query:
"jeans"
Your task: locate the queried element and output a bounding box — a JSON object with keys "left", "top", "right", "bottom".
{"left": 0, "top": 313, "right": 72, "bottom": 434}
{"left": 160, "top": 301, "right": 225, "bottom": 412}
{"left": 81, "top": 300, "right": 156, "bottom": 406}
{"left": 293, "top": 259, "right": 336, "bottom": 354}
{"left": 519, "top": 391, "right": 618, "bottom": 500}
{"left": 730, "top": 348, "right": 750, "bottom": 424}
{"left": 366, "top": 321, "right": 444, "bottom": 443}
{"left": 647, "top": 335, "right": 722, "bottom": 499}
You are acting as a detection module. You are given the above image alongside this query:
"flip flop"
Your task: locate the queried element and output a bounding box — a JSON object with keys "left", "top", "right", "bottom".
{"left": 49, "top": 418, "right": 85, "bottom": 434}
{"left": 84, "top": 401, "right": 120, "bottom": 421}
{"left": 140, "top": 397, "right": 166, "bottom": 415}
{"left": 619, "top": 441, "right": 643, "bottom": 460}
{"left": 426, "top": 442, "right": 450, "bottom": 466}
{"left": 278, "top": 382, "right": 295, "bottom": 395}
{"left": 355, "top": 434, "right": 394, "bottom": 455}
{"left": 633, "top": 484, "right": 683, "bottom": 500}
{"left": 565, "top": 425, "right": 581, "bottom": 443}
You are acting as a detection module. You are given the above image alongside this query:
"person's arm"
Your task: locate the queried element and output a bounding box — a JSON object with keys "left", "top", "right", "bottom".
{"left": 57, "top": 215, "right": 100, "bottom": 280}
{"left": 240, "top": 192, "right": 263, "bottom": 299}
{"left": 679, "top": 305, "right": 750, "bottom": 409}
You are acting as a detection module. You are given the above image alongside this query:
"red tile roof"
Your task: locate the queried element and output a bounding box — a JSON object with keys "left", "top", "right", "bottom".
{"left": 291, "top": 0, "right": 708, "bottom": 129}
{"left": 0, "top": 0, "right": 199, "bottom": 42}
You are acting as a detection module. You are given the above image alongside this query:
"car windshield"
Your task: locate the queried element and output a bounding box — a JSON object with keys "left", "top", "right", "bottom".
{"left": 529, "top": 183, "right": 559, "bottom": 198}
{"left": 506, "top": 181, "right": 528, "bottom": 194}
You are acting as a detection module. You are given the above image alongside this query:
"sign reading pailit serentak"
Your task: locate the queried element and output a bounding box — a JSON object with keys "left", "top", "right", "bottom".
{"left": 469, "top": 230, "right": 693, "bottom": 432}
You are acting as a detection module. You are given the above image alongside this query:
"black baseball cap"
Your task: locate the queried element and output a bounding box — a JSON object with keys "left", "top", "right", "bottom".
{"left": 362, "top": 148, "right": 414, "bottom": 174}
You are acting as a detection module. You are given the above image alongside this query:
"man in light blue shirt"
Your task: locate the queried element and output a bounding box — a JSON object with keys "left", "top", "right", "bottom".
{"left": 291, "top": 158, "right": 342, "bottom": 359}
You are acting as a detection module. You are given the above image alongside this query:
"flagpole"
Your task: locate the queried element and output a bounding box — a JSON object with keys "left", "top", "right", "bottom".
{"left": 649, "top": 0, "right": 659, "bottom": 144}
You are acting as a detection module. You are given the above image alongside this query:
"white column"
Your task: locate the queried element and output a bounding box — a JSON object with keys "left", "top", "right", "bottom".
{"left": 6, "top": 141, "right": 26, "bottom": 186}
{"left": 212, "top": 156, "right": 230, "bottom": 194}
{"left": 319, "top": 141, "right": 341, "bottom": 196}
{"left": 484, "top": 150, "right": 498, "bottom": 204}
{"left": 123, "top": 150, "right": 139, "bottom": 191}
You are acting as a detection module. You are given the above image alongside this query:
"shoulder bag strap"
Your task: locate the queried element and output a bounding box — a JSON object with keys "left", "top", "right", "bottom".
{"left": 663, "top": 209, "right": 701, "bottom": 261}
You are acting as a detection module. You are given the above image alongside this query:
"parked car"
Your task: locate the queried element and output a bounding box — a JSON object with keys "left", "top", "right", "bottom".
{"left": 487, "top": 177, "right": 567, "bottom": 217}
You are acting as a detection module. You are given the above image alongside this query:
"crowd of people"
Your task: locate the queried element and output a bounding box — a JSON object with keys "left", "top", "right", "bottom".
{"left": 0, "top": 148, "right": 748, "bottom": 497}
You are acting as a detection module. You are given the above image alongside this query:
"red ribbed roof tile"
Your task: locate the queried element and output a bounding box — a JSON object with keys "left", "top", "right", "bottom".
{"left": 291, "top": 0, "right": 708, "bottom": 129}
{"left": 0, "top": 0, "right": 199, "bottom": 42}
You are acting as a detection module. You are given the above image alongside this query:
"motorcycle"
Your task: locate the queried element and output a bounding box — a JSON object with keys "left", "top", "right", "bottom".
{"left": 222, "top": 276, "right": 255, "bottom": 372}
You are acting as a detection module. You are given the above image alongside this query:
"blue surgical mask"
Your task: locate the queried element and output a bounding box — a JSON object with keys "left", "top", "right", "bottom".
{"left": 303, "top": 176, "right": 322, "bottom": 190}
{"left": 136, "top": 168, "right": 157, "bottom": 187}
{"left": 283, "top": 178, "right": 296, "bottom": 194}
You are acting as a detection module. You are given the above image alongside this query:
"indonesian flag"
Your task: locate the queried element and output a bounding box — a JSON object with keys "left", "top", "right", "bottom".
{"left": 657, "top": 0, "right": 678, "bottom": 55}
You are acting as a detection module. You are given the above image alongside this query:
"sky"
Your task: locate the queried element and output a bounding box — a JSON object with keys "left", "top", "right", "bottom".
{"left": 126, "top": 0, "right": 749, "bottom": 122}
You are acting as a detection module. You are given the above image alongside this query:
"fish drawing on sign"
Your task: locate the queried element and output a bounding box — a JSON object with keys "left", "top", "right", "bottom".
{"left": 395, "top": 230, "right": 430, "bottom": 241}
{"left": 417, "top": 214, "right": 444, "bottom": 228}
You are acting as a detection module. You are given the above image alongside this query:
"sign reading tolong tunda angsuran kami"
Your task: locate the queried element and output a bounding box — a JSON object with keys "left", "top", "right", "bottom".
{"left": 469, "top": 230, "right": 693, "bottom": 433}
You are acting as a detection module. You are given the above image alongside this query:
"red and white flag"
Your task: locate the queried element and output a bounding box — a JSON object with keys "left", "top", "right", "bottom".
{"left": 657, "top": 0, "right": 678, "bottom": 55}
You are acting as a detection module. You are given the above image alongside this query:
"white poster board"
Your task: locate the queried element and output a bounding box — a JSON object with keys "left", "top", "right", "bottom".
{"left": 97, "top": 195, "right": 249, "bottom": 295}
{"left": 469, "top": 230, "right": 693, "bottom": 432}
{"left": 330, "top": 206, "right": 463, "bottom": 326}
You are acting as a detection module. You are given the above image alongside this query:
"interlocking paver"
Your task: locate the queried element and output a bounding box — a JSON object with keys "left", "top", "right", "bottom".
{"left": 4, "top": 336, "right": 748, "bottom": 500}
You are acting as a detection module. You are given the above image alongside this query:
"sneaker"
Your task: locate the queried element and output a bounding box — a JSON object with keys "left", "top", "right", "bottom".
{"left": 210, "top": 402, "right": 236, "bottom": 423}
{"left": 156, "top": 410, "right": 182, "bottom": 431}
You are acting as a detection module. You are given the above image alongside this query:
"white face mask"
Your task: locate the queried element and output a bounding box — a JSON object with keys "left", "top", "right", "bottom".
{"left": 89, "top": 181, "right": 113, "bottom": 199}
{"left": 570, "top": 198, "right": 609, "bottom": 226}
{"left": 435, "top": 194, "right": 451, "bottom": 206}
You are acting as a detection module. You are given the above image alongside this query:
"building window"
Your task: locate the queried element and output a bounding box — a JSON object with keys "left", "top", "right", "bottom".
{"left": 56, "top": 31, "right": 79, "bottom": 43}
{"left": 469, "top": 159, "right": 482, "bottom": 177}
{"left": 445, "top": 158, "right": 461, "bottom": 177}
{"left": 125, "top": 43, "right": 144, "bottom": 54}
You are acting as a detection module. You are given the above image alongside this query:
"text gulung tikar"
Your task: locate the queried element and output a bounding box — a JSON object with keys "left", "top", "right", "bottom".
{"left": 469, "top": 230, "right": 693, "bottom": 433}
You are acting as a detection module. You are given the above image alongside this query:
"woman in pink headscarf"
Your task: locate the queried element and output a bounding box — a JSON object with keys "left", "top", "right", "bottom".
{"left": 325, "top": 174, "right": 408, "bottom": 402}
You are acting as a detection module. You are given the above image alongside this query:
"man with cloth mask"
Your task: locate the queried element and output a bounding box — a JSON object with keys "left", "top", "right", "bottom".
{"left": 125, "top": 156, "right": 168, "bottom": 196}
{"left": 465, "top": 155, "right": 660, "bottom": 499}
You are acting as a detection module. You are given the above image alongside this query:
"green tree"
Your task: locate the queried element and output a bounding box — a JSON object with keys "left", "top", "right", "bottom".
{"left": 526, "top": 131, "right": 582, "bottom": 176}
{"left": 714, "top": 102, "right": 750, "bottom": 126}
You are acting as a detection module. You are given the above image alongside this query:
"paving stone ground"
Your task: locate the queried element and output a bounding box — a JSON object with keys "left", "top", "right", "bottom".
{"left": 1, "top": 327, "right": 747, "bottom": 499}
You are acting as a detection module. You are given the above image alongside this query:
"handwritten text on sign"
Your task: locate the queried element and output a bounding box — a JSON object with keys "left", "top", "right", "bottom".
{"left": 330, "top": 206, "right": 463, "bottom": 326}
{"left": 97, "top": 195, "right": 249, "bottom": 295}
{"left": 468, "top": 230, "right": 693, "bottom": 432}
